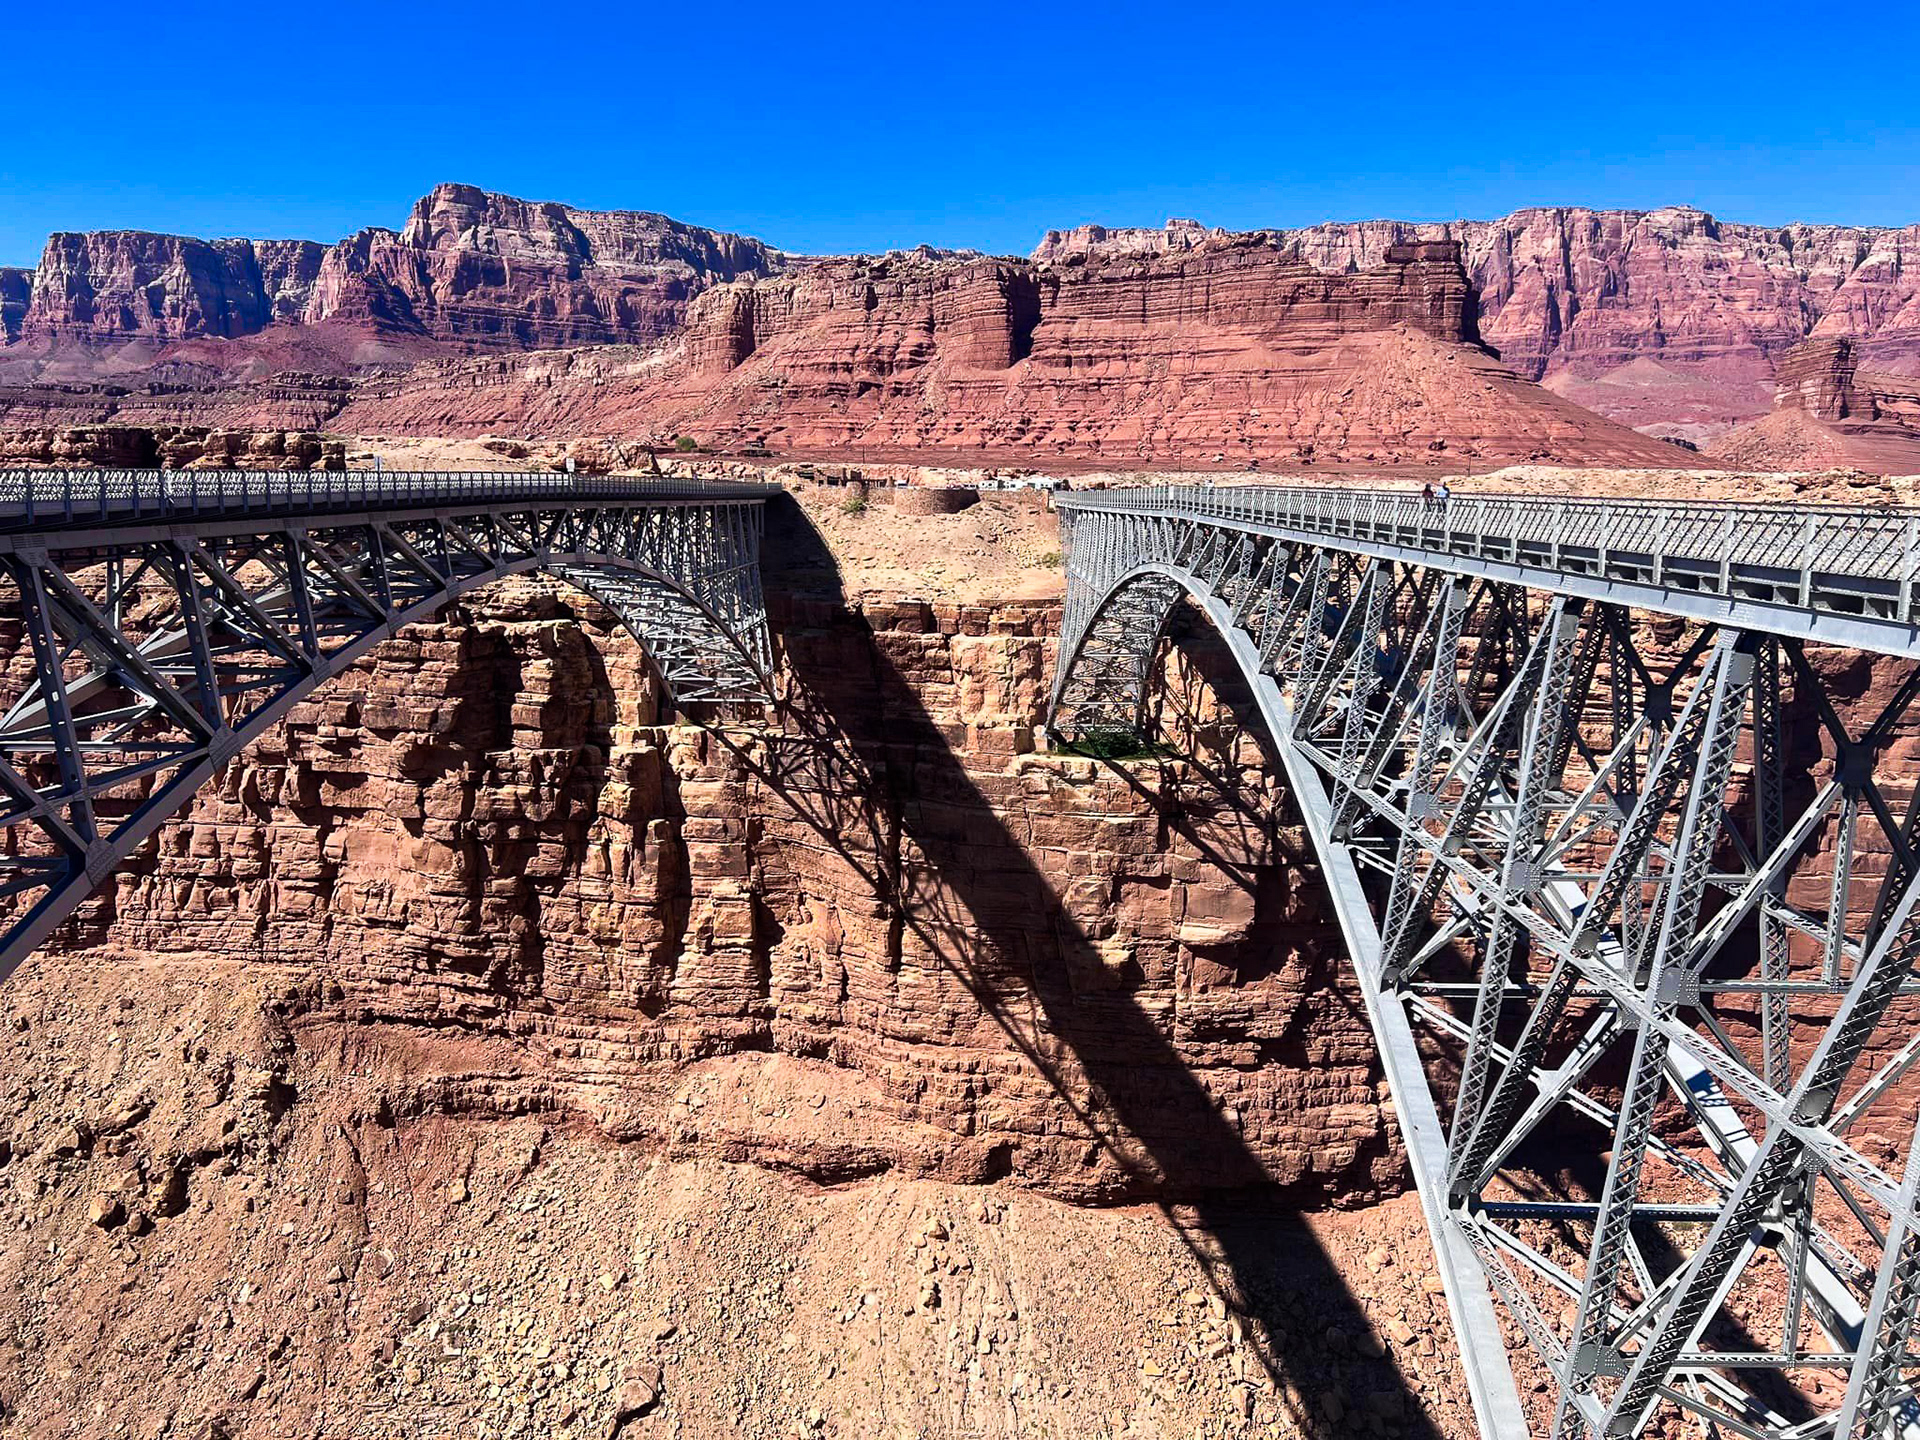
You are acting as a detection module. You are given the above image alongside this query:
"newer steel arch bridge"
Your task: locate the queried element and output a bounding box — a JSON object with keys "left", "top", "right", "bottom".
{"left": 0, "top": 467, "right": 774, "bottom": 983}
{"left": 1051, "top": 484, "right": 1920, "bottom": 1439}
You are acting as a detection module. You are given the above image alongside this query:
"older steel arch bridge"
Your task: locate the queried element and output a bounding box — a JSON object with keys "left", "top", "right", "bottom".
{"left": 1051, "top": 484, "right": 1920, "bottom": 1439}
{"left": 0, "top": 467, "right": 774, "bottom": 984}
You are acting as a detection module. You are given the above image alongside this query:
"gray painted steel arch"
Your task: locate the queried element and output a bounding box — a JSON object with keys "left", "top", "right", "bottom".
{"left": 0, "top": 469, "right": 775, "bottom": 984}
{"left": 1051, "top": 487, "right": 1920, "bottom": 1440}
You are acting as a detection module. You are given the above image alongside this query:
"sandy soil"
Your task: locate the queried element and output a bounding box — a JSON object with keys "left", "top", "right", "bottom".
{"left": 0, "top": 958, "right": 1474, "bottom": 1440}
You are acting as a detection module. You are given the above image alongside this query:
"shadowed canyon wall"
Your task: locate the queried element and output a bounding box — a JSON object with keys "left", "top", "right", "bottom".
{"left": 35, "top": 503, "right": 1397, "bottom": 1209}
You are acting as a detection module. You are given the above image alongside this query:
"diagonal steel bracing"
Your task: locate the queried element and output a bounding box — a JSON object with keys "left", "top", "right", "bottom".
{"left": 1050, "top": 486, "right": 1920, "bottom": 1439}
{"left": 0, "top": 469, "right": 775, "bottom": 985}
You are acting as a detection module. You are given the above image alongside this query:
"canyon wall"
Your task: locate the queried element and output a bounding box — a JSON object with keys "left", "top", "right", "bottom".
{"left": 0, "top": 490, "right": 1497, "bottom": 1438}
{"left": 9, "top": 188, "right": 1920, "bottom": 456}
{"left": 34, "top": 496, "right": 1394, "bottom": 1208}
{"left": 0, "top": 424, "right": 345, "bottom": 470}
{"left": 1046, "top": 209, "right": 1920, "bottom": 439}
{"left": 21, "top": 232, "right": 327, "bottom": 344}
{"left": 0, "top": 268, "right": 31, "bottom": 343}
{"left": 1695, "top": 337, "right": 1920, "bottom": 473}
{"left": 9, "top": 183, "right": 782, "bottom": 355}
{"left": 1775, "top": 337, "right": 1920, "bottom": 425}
{"left": 299, "top": 183, "right": 784, "bottom": 348}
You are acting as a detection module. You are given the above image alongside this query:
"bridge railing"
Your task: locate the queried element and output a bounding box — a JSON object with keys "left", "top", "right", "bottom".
{"left": 0, "top": 469, "right": 774, "bottom": 532}
{"left": 1056, "top": 483, "right": 1920, "bottom": 622}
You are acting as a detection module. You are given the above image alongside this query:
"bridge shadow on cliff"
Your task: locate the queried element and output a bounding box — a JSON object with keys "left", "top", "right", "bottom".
{"left": 699, "top": 495, "right": 1451, "bottom": 1438}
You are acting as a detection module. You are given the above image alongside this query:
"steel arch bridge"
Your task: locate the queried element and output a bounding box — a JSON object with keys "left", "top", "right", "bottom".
{"left": 1051, "top": 484, "right": 1920, "bottom": 1440}
{"left": 0, "top": 467, "right": 774, "bottom": 984}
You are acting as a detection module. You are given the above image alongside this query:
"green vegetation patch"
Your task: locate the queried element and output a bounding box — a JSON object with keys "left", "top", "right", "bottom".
{"left": 1053, "top": 725, "right": 1168, "bottom": 761}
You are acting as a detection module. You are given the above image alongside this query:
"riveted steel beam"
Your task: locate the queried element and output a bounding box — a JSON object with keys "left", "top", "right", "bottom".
{"left": 0, "top": 472, "right": 775, "bottom": 984}
{"left": 1049, "top": 486, "right": 1920, "bottom": 1440}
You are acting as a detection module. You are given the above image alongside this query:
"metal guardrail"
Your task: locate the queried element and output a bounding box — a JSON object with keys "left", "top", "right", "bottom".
{"left": 0, "top": 469, "right": 775, "bottom": 533}
{"left": 1055, "top": 484, "right": 1920, "bottom": 623}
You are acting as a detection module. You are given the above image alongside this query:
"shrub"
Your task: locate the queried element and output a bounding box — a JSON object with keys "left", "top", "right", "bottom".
{"left": 1034, "top": 549, "right": 1063, "bottom": 569}
{"left": 1056, "top": 725, "right": 1161, "bottom": 761}
{"left": 840, "top": 493, "right": 868, "bottom": 515}
{"left": 673, "top": 435, "right": 698, "bottom": 453}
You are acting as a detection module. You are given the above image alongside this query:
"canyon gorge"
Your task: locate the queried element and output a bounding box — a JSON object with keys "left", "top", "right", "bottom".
{"left": 0, "top": 485, "right": 1486, "bottom": 1439}
{"left": 4, "top": 180, "right": 1920, "bottom": 1440}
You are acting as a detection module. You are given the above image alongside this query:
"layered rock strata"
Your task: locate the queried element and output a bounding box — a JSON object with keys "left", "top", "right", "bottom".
{"left": 0, "top": 424, "right": 345, "bottom": 470}
{"left": 12, "top": 184, "right": 782, "bottom": 356}
{"left": 1775, "top": 338, "right": 1920, "bottom": 426}
{"left": 1047, "top": 209, "right": 1920, "bottom": 435}
{"left": 336, "top": 238, "right": 1687, "bottom": 467}
{"left": 22, "top": 232, "right": 326, "bottom": 343}
{"left": 32, "top": 504, "right": 1393, "bottom": 1208}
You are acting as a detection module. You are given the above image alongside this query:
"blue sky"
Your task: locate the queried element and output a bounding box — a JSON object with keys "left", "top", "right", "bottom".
{"left": 4, "top": 0, "right": 1916, "bottom": 268}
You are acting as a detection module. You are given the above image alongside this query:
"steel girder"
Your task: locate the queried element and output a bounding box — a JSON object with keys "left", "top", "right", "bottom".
{"left": 0, "top": 482, "right": 774, "bottom": 984}
{"left": 1050, "top": 498, "right": 1920, "bottom": 1440}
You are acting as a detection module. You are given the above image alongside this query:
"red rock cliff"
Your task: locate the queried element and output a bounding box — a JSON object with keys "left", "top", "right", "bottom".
{"left": 1774, "top": 337, "right": 1920, "bottom": 426}
{"left": 0, "top": 268, "right": 30, "bottom": 343}
{"left": 300, "top": 183, "right": 783, "bottom": 348}
{"left": 1052, "top": 209, "right": 1920, "bottom": 435}
{"left": 337, "top": 234, "right": 1682, "bottom": 467}
{"left": 33, "top": 499, "right": 1397, "bottom": 1208}
{"left": 12, "top": 185, "right": 782, "bottom": 354}
{"left": 20, "top": 232, "right": 326, "bottom": 344}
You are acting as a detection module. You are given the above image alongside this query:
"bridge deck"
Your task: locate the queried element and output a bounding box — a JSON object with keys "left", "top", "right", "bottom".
{"left": 1055, "top": 483, "right": 1920, "bottom": 657}
{"left": 0, "top": 468, "right": 773, "bottom": 537}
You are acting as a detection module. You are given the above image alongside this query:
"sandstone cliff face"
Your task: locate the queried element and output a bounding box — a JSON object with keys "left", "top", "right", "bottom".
{"left": 35, "top": 500, "right": 1394, "bottom": 1209}
{"left": 1706, "top": 336, "right": 1920, "bottom": 473}
{"left": 20, "top": 231, "right": 326, "bottom": 344}
{"left": 11, "top": 185, "right": 781, "bottom": 355}
{"left": 0, "top": 424, "right": 345, "bottom": 470}
{"left": 338, "top": 236, "right": 1683, "bottom": 467}
{"left": 301, "top": 184, "right": 782, "bottom": 349}
{"left": 0, "top": 268, "right": 30, "bottom": 343}
{"left": 1058, "top": 208, "right": 1920, "bottom": 436}
{"left": 13, "top": 191, "right": 1920, "bottom": 450}
{"left": 1775, "top": 337, "right": 1920, "bottom": 425}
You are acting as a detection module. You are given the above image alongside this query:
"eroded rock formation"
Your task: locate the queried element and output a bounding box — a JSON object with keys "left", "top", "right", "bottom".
{"left": 1053, "top": 209, "right": 1920, "bottom": 439}
{"left": 20, "top": 232, "right": 326, "bottom": 344}
{"left": 0, "top": 268, "right": 31, "bottom": 343}
{"left": 300, "top": 183, "right": 784, "bottom": 348}
{"left": 336, "top": 237, "right": 1686, "bottom": 467}
{"left": 1775, "top": 338, "right": 1920, "bottom": 425}
{"left": 44, "top": 518, "right": 1390, "bottom": 1206}
{"left": 1700, "top": 338, "right": 1920, "bottom": 473}
{"left": 0, "top": 425, "right": 345, "bottom": 470}
{"left": 8, "top": 189, "right": 1920, "bottom": 457}
{"left": 10, "top": 184, "right": 781, "bottom": 358}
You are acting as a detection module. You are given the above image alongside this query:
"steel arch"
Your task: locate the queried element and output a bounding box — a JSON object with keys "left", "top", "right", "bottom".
{"left": 0, "top": 471, "right": 775, "bottom": 985}
{"left": 1051, "top": 493, "right": 1920, "bottom": 1440}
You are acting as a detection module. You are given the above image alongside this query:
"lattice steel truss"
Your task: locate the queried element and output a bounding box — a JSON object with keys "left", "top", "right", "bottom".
{"left": 0, "top": 469, "right": 773, "bottom": 983}
{"left": 1051, "top": 487, "right": 1920, "bottom": 1439}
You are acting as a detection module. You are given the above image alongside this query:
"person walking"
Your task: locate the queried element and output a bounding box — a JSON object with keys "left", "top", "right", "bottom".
{"left": 1435, "top": 480, "right": 1452, "bottom": 510}
{"left": 1420, "top": 480, "right": 1436, "bottom": 510}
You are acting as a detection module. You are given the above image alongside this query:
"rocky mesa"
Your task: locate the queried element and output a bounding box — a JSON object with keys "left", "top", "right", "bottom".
{"left": 1048, "top": 209, "right": 1920, "bottom": 442}
{"left": 336, "top": 235, "right": 1686, "bottom": 468}
{"left": 7, "top": 183, "right": 783, "bottom": 357}
{"left": 6, "top": 188, "right": 1920, "bottom": 463}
